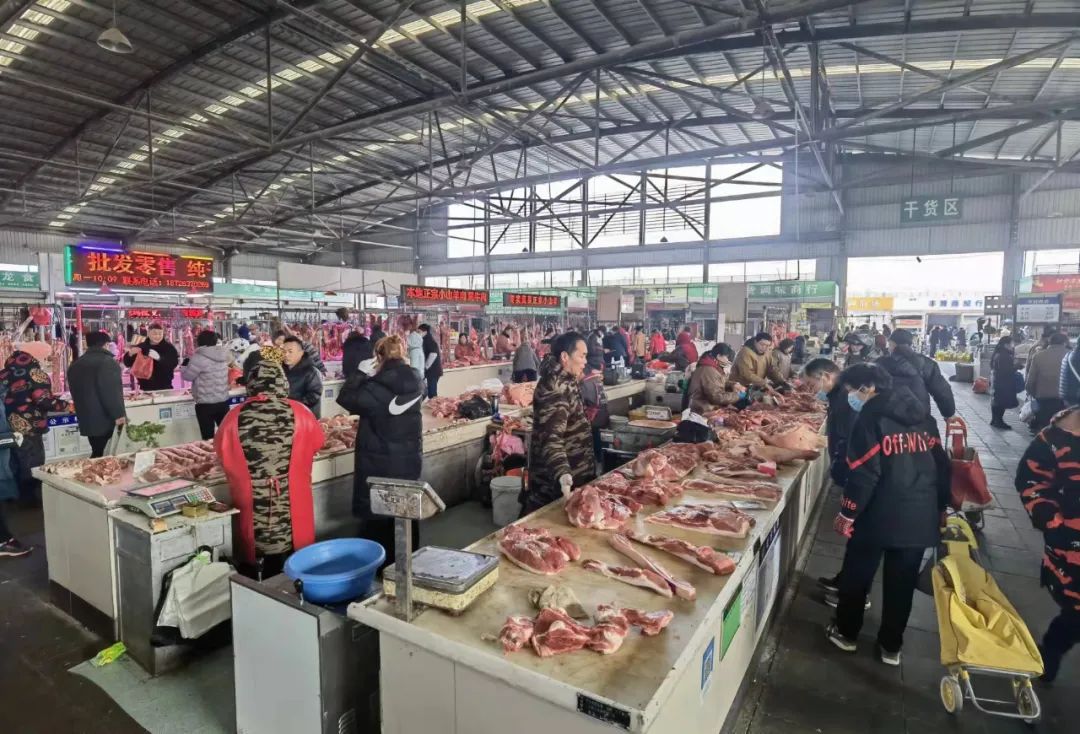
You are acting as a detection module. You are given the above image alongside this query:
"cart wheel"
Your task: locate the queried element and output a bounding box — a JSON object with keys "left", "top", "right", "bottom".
{"left": 940, "top": 676, "right": 964, "bottom": 715}
{"left": 964, "top": 510, "right": 984, "bottom": 531}
{"left": 1016, "top": 684, "right": 1039, "bottom": 724}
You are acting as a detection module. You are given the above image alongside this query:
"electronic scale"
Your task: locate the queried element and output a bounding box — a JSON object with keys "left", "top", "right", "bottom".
{"left": 119, "top": 479, "right": 216, "bottom": 518}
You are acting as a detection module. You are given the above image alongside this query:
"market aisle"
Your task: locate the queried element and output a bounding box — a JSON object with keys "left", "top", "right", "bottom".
{"left": 732, "top": 375, "right": 1079, "bottom": 734}
{"left": 0, "top": 505, "right": 145, "bottom": 733}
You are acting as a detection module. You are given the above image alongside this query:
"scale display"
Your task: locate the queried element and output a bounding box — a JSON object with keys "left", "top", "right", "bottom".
{"left": 120, "top": 479, "right": 215, "bottom": 518}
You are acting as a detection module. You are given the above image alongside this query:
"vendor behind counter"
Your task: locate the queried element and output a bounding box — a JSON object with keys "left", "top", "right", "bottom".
{"left": 522, "top": 332, "right": 596, "bottom": 515}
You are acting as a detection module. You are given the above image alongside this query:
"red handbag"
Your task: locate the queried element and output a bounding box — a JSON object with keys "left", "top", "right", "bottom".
{"left": 945, "top": 417, "right": 993, "bottom": 511}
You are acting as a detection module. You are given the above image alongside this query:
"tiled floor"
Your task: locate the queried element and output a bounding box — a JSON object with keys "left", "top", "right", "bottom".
{"left": 733, "top": 372, "right": 1079, "bottom": 734}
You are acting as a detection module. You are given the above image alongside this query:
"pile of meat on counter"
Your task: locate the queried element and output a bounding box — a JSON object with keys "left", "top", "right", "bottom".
{"left": 41, "top": 415, "right": 361, "bottom": 486}
{"left": 492, "top": 396, "right": 826, "bottom": 658}
{"left": 426, "top": 381, "right": 536, "bottom": 422}
{"left": 319, "top": 414, "right": 358, "bottom": 453}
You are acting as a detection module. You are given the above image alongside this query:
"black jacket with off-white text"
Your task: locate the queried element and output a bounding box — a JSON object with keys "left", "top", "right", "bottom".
{"left": 842, "top": 387, "right": 951, "bottom": 548}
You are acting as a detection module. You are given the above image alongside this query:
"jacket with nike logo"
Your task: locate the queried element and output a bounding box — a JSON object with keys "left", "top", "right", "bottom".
{"left": 1016, "top": 407, "right": 1080, "bottom": 611}
{"left": 337, "top": 358, "right": 423, "bottom": 535}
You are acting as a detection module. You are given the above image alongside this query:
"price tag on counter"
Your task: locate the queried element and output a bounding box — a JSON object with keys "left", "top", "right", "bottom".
{"left": 134, "top": 450, "right": 157, "bottom": 476}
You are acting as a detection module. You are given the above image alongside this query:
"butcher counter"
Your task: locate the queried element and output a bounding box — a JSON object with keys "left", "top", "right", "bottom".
{"left": 35, "top": 379, "right": 648, "bottom": 639}
{"left": 45, "top": 382, "right": 348, "bottom": 462}
{"left": 348, "top": 443, "right": 829, "bottom": 734}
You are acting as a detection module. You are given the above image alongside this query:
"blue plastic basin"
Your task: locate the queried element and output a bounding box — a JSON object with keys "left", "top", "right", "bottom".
{"left": 284, "top": 538, "right": 385, "bottom": 603}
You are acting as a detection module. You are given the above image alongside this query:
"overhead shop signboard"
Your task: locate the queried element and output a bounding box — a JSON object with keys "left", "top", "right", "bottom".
{"left": 65, "top": 246, "right": 214, "bottom": 293}
{"left": 747, "top": 280, "right": 837, "bottom": 304}
{"left": 1032, "top": 274, "right": 1080, "bottom": 294}
{"left": 0, "top": 269, "right": 41, "bottom": 290}
{"left": 212, "top": 282, "right": 354, "bottom": 304}
{"left": 503, "top": 292, "right": 562, "bottom": 309}
{"left": 900, "top": 196, "right": 963, "bottom": 224}
{"left": 847, "top": 296, "right": 894, "bottom": 312}
{"left": 1015, "top": 294, "right": 1062, "bottom": 324}
{"left": 401, "top": 284, "right": 489, "bottom": 306}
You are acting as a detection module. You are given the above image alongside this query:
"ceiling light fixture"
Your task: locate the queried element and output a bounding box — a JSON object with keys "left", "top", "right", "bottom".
{"left": 97, "top": 0, "right": 133, "bottom": 54}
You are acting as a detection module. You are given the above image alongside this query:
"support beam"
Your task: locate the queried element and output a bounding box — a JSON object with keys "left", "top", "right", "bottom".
{"left": 0, "top": 0, "right": 328, "bottom": 211}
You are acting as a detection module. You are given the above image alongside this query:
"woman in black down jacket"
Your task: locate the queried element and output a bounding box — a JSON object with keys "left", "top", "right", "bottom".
{"left": 336, "top": 335, "right": 423, "bottom": 567}
{"left": 990, "top": 336, "right": 1019, "bottom": 430}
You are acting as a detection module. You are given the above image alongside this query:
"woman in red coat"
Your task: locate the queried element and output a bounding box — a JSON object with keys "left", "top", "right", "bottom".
{"left": 215, "top": 358, "right": 324, "bottom": 577}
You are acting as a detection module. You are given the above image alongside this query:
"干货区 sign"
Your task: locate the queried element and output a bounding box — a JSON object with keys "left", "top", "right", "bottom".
{"left": 401, "top": 284, "right": 489, "bottom": 305}
{"left": 66, "top": 247, "right": 214, "bottom": 292}
{"left": 900, "top": 196, "right": 962, "bottom": 224}
{"left": 502, "top": 292, "right": 561, "bottom": 308}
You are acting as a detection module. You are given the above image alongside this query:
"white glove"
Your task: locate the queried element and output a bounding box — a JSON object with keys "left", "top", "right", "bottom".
{"left": 148, "top": 349, "right": 161, "bottom": 361}
{"left": 13, "top": 432, "right": 23, "bottom": 447}
{"left": 559, "top": 473, "right": 574, "bottom": 498}
{"left": 358, "top": 358, "right": 377, "bottom": 377}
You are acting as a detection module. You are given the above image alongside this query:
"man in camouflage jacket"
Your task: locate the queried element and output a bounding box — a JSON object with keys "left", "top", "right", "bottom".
{"left": 524, "top": 348, "right": 596, "bottom": 514}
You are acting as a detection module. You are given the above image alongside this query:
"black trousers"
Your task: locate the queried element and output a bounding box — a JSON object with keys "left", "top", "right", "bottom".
{"left": 513, "top": 369, "right": 537, "bottom": 383}
{"left": 426, "top": 375, "right": 439, "bottom": 399}
{"left": 195, "top": 401, "right": 230, "bottom": 440}
{"left": 88, "top": 433, "right": 113, "bottom": 458}
{"left": 0, "top": 502, "right": 11, "bottom": 540}
{"left": 991, "top": 405, "right": 1009, "bottom": 425}
{"left": 1041, "top": 605, "right": 1080, "bottom": 681}
{"left": 836, "top": 540, "right": 925, "bottom": 653}
{"left": 13, "top": 434, "right": 44, "bottom": 503}
{"left": 1032, "top": 398, "right": 1065, "bottom": 432}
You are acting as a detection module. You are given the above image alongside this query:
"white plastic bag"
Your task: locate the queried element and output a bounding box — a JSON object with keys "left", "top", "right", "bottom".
{"left": 156, "top": 550, "right": 233, "bottom": 640}
{"left": 1019, "top": 398, "right": 1036, "bottom": 424}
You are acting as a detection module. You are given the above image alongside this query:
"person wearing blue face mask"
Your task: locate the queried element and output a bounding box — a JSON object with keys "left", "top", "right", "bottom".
{"left": 825, "top": 364, "right": 951, "bottom": 667}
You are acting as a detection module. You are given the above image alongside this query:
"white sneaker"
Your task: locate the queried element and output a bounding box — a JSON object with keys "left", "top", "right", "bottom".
{"left": 879, "top": 646, "right": 901, "bottom": 666}
{"left": 826, "top": 624, "right": 857, "bottom": 653}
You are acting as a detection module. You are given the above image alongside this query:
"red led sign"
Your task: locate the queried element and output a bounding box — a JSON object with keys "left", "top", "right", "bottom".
{"left": 401, "top": 285, "right": 489, "bottom": 305}
{"left": 66, "top": 247, "right": 214, "bottom": 293}
{"left": 503, "top": 292, "right": 562, "bottom": 308}
{"left": 125, "top": 308, "right": 209, "bottom": 319}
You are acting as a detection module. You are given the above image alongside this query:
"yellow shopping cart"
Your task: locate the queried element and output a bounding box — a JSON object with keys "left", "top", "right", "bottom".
{"left": 932, "top": 515, "right": 1044, "bottom": 723}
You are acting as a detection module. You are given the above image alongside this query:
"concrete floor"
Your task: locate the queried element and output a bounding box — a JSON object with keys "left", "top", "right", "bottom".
{"left": 1, "top": 369, "right": 1077, "bottom": 733}
{"left": 732, "top": 371, "right": 1079, "bottom": 734}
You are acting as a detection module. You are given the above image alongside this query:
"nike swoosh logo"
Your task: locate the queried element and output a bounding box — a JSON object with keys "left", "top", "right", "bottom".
{"left": 388, "top": 394, "right": 422, "bottom": 415}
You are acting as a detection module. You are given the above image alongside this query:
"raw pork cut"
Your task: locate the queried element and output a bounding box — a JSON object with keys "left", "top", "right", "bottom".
{"left": 592, "top": 473, "right": 680, "bottom": 506}
{"left": 502, "top": 381, "right": 536, "bottom": 407}
{"left": 531, "top": 607, "right": 593, "bottom": 657}
{"left": 631, "top": 449, "right": 673, "bottom": 480}
{"left": 752, "top": 444, "right": 819, "bottom": 465}
{"left": 646, "top": 504, "right": 754, "bottom": 539}
{"left": 609, "top": 534, "right": 696, "bottom": 600}
{"left": 621, "top": 607, "right": 675, "bottom": 636}
{"left": 581, "top": 559, "right": 673, "bottom": 598}
{"left": 625, "top": 529, "right": 737, "bottom": 575}
{"left": 565, "top": 485, "right": 639, "bottom": 530}
{"left": 682, "top": 479, "right": 782, "bottom": 503}
{"left": 589, "top": 604, "right": 631, "bottom": 654}
{"left": 763, "top": 424, "right": 826, "bottom": 452}
{"left": 498, "top": 525, "right": 580, "bottom": 575}
{"left": 706, "top": 460, "right": 776, "bottom": 479}
{"left": 499, "top": 615, "right": 535, "bottom": 653}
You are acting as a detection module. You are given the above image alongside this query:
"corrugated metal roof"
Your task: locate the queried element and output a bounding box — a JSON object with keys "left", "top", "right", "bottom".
{"left": 1, "top": 0, "right": 1079, "bottom": 258}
